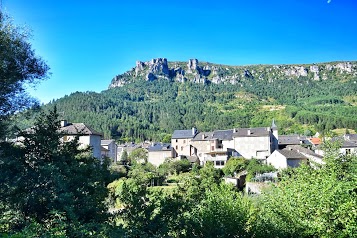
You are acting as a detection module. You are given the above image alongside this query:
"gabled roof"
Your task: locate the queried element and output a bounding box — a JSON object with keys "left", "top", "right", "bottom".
{"left": 192, "top": 132, "right": 214, "bottom": 141}
{"left": 213, "top": 129, "right": 234, "bottom": 140}
{"left": 309, "top": 137, "right": 322, "bottom": 145}
{"left": 331, "top": 137, "right": 357, "bottom": 148}
{"left": 278, "top": 135, "right": 301, "bottom": 145}
{"left": 341, "top": 140, "right": 357, "bottom": 148}
{"left": 172, "top": 129, "right": 197, "bottom": 139}
{"left": 285, "top": 145, "right": 323, "bottom": 158}
{"left": 148, "top": 143, "right": 172, "bottom": 152}
{"left": 344, "top": 134, "right": 357, "bottom": 142}
{"left": 192, "top": 129, "right": 234, "bottom": 141}
{"left": 277, "top": 149, "right": 308, "bottom": 159}
{"left": 60, "top": 123, "right": 103, "bottom": 136}
{"left": 233, "top": 127, "right": 271, "bottom": 137}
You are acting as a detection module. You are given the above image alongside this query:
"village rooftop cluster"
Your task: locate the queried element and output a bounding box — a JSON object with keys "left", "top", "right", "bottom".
{"left": 31, "top": 119, "right": 357, "bottom": 172}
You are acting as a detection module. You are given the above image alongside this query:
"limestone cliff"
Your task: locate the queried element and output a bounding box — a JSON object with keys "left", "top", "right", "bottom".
{"left": 109, "top": 58, "right": 357, "bottom": 88}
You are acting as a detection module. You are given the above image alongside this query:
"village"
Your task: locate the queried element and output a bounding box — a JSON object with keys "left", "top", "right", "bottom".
{"left": 56, "top": 119, "right": 357, "bottom": 178}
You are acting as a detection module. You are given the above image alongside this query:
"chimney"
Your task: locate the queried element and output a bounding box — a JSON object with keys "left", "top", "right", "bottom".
{"left": 233, "top": 128, "right": 237, "bottom": 133}
{"left": 60, "top": 120, "right": 68, "bottom": 127}
{"left": 202, "top": 133, "right": 205, "bottom": 140}
{"left": 192, "top": 127, "right": 197, "bottom": 136}
{"left": 247, "top": 129, "right": 251, "bottom": 135}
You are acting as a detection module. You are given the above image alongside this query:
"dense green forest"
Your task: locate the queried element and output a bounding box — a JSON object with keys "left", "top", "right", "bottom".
{"left": 15, "top": 73, "right": 357, "bottom": 142}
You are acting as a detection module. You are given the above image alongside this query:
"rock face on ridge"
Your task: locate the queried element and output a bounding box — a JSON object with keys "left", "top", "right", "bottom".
{"left": 109, "top": 58, "right": 357, "bottom": 88}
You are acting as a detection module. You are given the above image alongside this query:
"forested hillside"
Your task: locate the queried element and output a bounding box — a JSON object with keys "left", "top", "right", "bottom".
{"left": 15, "top": 61, "right": 357, "bottom": 141}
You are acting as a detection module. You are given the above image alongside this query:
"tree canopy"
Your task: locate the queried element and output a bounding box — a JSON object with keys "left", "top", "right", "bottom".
{"left": 0, "top": 109, "right": 111, "bottom": 236}
{"left": 0, "top": 11, "right": 49, "bottom": 137}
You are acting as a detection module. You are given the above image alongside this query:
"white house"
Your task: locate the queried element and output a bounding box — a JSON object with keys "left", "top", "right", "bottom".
{"left": 285, "top": 145, "right": 324, "bottom": 165}
{"left": 233, "top": 125, "right": 278, "bottom": 161}
{"left": 267, "top": 148, "right": 307, "bottom": 169}
{"left": 339, "top": 141, "right": 357, "bottom": 155}
{"left": 59, "top": 120, "right": 102, "bottom": 159}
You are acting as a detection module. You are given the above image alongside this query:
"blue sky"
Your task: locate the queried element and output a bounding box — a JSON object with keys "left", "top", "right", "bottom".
{"left": 4, "top": 0, "right": 357, "bottom": 103}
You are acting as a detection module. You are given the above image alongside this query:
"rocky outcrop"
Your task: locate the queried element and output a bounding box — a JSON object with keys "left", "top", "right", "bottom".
{"left": 310, "top": 65, "right": 320, "bottom": 80}
{"left": 109, "top": 59, "right": 357, "bottom": 88}
{"left": 284, "top": 66, "right": 308, "bottom": 77}
{"left": 335, "top": 62, "right": 353, "bottom": 73}
{"left": 187, "top": 59, "right": 198, "bottom": 72}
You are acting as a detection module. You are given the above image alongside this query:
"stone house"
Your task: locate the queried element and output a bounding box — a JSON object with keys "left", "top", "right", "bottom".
{"left": 171, "top": 121, "right": 278, "bottom": 168}
{"left": 191, "top": 131, "right": 214, "bottom": 165}
{"left": 171, "top": 128, "right": 198, "bottom": 157}
{"left": 147, "top": 143, "right": 175, "bottom": 167}
{"left": 59, "top": 120, "right": 102, "bottom": 159}
{"left": 101, "top": 139, "right": 118, "bottom": 162}
{"left": 191, "top": 129, "right": 238, "bottom": 168}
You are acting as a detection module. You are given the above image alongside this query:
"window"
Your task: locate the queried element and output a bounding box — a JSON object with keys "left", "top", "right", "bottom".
{"left": 346, "top": 149, "right": 351, "bottom": 155}
{"left": 211, "top": 146, "right": 215, "bottom": 151}
{"left": 181, "top": 146, "right": 183, "bottom": 151}
{"left": 183, "top": 140, "right": 186, "bottom": 144}
{"left": 215, "top": 161, "right": 225, "bottom": 166}
{"left": 176, "top": 145, "right": 178, "bottom": 150}
{"left": 176, "top": 139, "right": 178, "bottom": 143}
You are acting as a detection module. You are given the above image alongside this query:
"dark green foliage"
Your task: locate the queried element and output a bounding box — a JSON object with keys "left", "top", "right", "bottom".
{"left": 222, "top": 157, "right": 275, "bottom": 181}
{"left": 222, "top": 157, "right": 248, "bottom": 176}
{"left": 108, "top": 162, "right": 185, "bottom": 237}
{"left": 184, "top": 183, "right": 252, "bottom": 238}
{"left": 245, "top": 159, "right": 276, "bottom": 181}
{"left": 0, "top": 11, "right": 49, "bottom": 138}
{"left": 128, "top": 148, "right": 148, "bottom": 164}
{"left": 158, "top": 158, "right": 192, "bottom": 176}
{"left": 120, "top": 150, "right": 129, "bottom": 165}
{"left": 0, "top": 109, "right": 111, "bottom": 236}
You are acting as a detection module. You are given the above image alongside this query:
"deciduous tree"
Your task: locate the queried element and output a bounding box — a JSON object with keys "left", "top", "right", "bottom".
{"left": 0, "top": 11, "right": 49, "bottom": 137}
